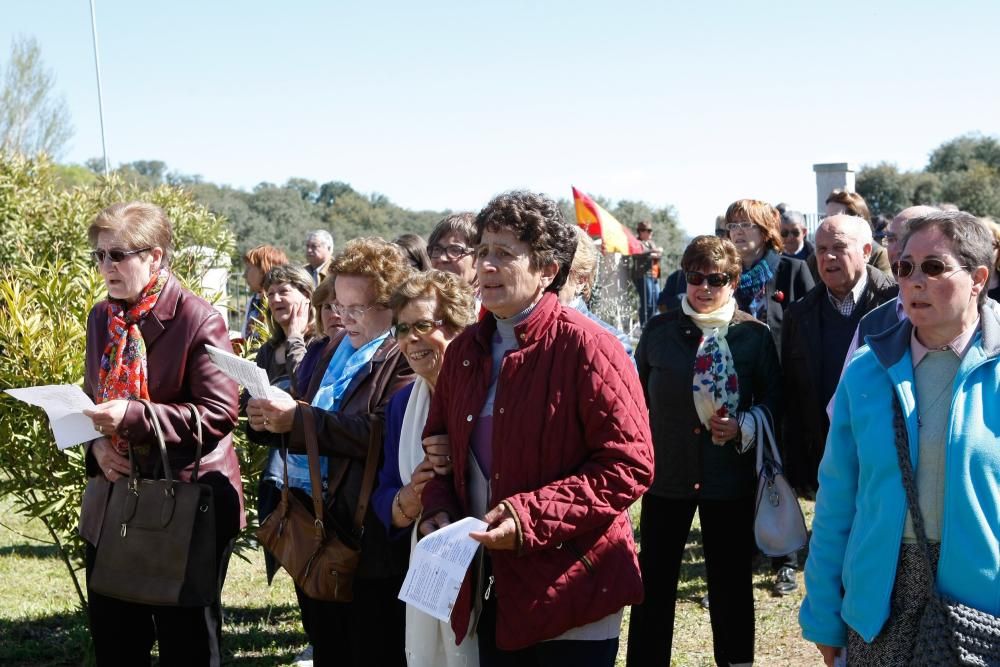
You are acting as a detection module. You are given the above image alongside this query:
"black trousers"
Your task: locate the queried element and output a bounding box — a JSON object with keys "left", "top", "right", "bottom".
{"left": 626, "top": 494, "right": 755, "bottom": 667}
{"left": 477, "top": 589, "right": 620, "bottom": 667}
{"left": 85, "top": 538, "right": 235, "bottom": 666}
{"left": 294, "top": 574, "right": 406, "bottom": 667}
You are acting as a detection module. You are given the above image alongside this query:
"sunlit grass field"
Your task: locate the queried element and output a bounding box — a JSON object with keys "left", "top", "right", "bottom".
{"left": 0, "top": 498, "right": 818, "bottom": 666}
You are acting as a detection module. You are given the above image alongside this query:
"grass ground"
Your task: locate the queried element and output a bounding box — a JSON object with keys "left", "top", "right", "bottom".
{"left": 0, "top": 498, "right": 819, "bottom": 666}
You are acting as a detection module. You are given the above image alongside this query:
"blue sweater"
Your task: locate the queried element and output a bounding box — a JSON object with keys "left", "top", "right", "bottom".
{"left": 800, "top": 299, "right": 1000, "bottom": 646}
{"left": 371, "top": 382, "right": 415, "bottom": 539}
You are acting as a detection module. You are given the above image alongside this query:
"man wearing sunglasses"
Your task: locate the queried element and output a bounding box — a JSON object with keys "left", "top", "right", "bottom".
{"left": 782, "top": 214, "right": 898, "bottom": 497}
{"left": 780, "top": 210, "right": 813, "bottom": 261}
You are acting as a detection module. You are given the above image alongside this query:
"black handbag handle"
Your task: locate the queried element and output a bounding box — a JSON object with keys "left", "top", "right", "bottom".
{"left": 131, "top": 399, "right": 205, "bottom": 484}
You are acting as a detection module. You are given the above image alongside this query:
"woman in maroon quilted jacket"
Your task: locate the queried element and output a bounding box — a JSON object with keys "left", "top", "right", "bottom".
{"left": 419, "top": 191, "right": 655, "bottom": 666}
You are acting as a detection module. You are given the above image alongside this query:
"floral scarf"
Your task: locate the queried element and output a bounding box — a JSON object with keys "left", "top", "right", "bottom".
{"left": 682, "top": 296, "right": 740, "bottom": 428}
{"left": 98, "top": 269, "right": 168, "bottom": 454}
{"left": 736, "top": 251, "right": 776, "bottom": 321}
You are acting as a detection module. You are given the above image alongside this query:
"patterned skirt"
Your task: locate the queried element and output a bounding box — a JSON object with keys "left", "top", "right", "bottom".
{"left": 846, "top": 543, "right": 941, "bottom": 666}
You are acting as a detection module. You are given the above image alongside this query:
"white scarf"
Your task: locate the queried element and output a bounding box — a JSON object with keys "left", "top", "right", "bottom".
{"left": 397, "top": 377, "right": 478, "bottom": 666}
{"left": 681, "top": 296, "right": 740, "bottom": 428}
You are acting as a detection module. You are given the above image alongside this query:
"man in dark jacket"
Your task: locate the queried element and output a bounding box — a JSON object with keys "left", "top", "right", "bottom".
{"left": 782, "top": 214, "right": 898, "bottom": 495}
{"left": 780, "top": 210, "right": 814, "bottom": 261}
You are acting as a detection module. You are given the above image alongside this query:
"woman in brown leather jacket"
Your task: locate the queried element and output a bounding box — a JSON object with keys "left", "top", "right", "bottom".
{"left": 81, "top": 202, "right": 243, "bottom": 666}
{"left": 248, "top": 238, "right": 414, "bottom": 667}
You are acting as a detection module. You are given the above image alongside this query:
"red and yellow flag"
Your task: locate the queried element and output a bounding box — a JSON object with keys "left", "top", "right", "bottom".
{"left": 572, "top": 186, "right": 643, "bottom": 255}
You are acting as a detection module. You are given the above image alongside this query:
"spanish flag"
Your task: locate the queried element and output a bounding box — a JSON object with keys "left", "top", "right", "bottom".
{"left": 572, "top": 186, "right": 643, "bottom": 255}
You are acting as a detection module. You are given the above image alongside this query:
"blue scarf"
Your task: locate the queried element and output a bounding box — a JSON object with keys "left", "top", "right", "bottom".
{"left": 736, "top": 250, "right": 777, "bottom": 321}
{"left": 283, "top": 331, "right": 390, "bottom": 493}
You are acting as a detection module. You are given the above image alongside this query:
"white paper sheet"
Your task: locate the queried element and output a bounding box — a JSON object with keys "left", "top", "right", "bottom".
{"left": 398, "top": 516, "right": 489, "bottom": 622}
{"left": 5, "top": 384, "right": 100, "bottom": 449}
{"left": 204, "top": 344, "right": 292, "bottom": 401}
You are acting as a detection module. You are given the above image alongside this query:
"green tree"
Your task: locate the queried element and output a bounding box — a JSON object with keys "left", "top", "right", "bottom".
{"left": 0, "top": 154, "right": 255, "bottom": 616}
{"left": 927, "top": 133, "right": 1000, "bottom": 173}
{"left": 855, "top": 162, "right": 914, "bottom": 219}
{"left": 0, "top": 36, "right": 72, "bottom": 159}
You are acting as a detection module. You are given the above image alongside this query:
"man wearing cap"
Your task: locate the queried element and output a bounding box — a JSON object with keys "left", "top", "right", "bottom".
{"left": 631, "top": 221, "right": 662, "bottom": 326}
{"left": 780, "top": 210, "right": 814, "bottom": 261}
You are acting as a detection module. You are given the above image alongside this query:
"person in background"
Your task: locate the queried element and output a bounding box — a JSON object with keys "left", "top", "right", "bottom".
{"left": 627, "top": 235, "right": 781, "bottom": 667}
{"left": 419, "top": 191, "right": 653, "bottom": 666}
{"left": 241, "top": 244, "right": 288, "bottom": 344}
{"left": 801, "top": 210, "right": 1000, "bottom": 665}
{"left": 724, "top": 199, "right": 814, "bottom": 355}
{"left": 559, "top": 225, "right": 633, "bottom": 357}
{"left": 631, "top": 220, "right": 662, "bottom": 326}
{"left": 244, "top": 264, "right": 315, "bottom": 584}
{"left": 304, "top": 229, "right": 334, "bottom": 285}
{"left": 783, "top": 214, "right": 897, "bottom": 498}
{"left": 294, "top": 274, "right": 344, "bottom": 399}
{"left": 247, "top": 238, "right": 414, "bottom": 667}
{"left": 372, "top": 270, "right": 478, "bottom": 667}
{"left": 81, "top": 202, "right": 243, "bottom": 665}
{"left": 780, "top": 210, "right": 813, "bottom": 261}
{"left": 394, "top": 233, "right": 432, "bottom": 271}
{"left": 428, "top": 213, "right": 478, "bottom": 286}
{"left": 821, "top": 190, "right": 892, "bottom": 277}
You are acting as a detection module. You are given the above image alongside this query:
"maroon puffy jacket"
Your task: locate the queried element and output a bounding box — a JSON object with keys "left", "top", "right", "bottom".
{"left": 421, "top": 292, "right": 654, "bottom": 650}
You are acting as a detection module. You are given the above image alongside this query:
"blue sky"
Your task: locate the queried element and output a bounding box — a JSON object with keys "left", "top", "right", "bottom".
{"left": 4, "top": 1, "right": 999, "bottom": 235}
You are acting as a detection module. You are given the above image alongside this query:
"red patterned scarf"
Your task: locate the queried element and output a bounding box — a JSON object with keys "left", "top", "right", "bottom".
{"left": 98, "top": 269, "right": 168, "bottom": 453}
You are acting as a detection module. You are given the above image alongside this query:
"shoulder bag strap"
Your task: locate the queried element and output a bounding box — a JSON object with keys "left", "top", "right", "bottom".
{"left": 351, "top": 416, "right": 384, "bottom": 536}
{"left": 889, "top": 395, "right": 939, "bottom": 578}
{"left": 298, "top": 402, "right": 326, "bottom": 543}
{"left": 137, "top": 398, "right": 173, "bottom": 483}
{"left": 184, "top": 404, "right": 204, "bottom": 482}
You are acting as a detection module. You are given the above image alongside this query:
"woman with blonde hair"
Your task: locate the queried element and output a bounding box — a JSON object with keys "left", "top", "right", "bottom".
{"left": 247, "top": 238, "right": 414, "bottom": 666}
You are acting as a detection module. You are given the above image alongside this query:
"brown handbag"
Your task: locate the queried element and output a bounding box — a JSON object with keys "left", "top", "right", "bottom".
{"left": 89, "top": 401, "right": 218, "bottom": 607}
{"left": 256, "top": 402, "right": 383, "bottom": 602}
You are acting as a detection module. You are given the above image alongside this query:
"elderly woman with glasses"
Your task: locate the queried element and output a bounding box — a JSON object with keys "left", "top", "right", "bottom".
{"left": 247, "top": 238, "right": 415, "bottom": 667}
{"left": 801, "top": 211, "right": 1000, "bottom": 666}
{"left": 626, "top": 235, "right": 782, "bottom": 667}
{"left": 81, "top": 202, "right": 243, "bottom": 665}
{"left": 370, "top": 270, "right": 478, "bottom": 667}
{"left": 419, "top": 191, "right": 654, "bottom": 666}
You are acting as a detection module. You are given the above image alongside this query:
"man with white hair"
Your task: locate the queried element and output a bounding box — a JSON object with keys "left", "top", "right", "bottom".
{"left": 304, "top": 229, "right": 334, "bottom": 285}
{"left": 781, "top": 214, "right": 898, "bottom": 495}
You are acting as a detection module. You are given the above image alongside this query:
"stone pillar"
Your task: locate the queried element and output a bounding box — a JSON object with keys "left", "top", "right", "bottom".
{"left": 812, "top": 162, "right": 857, "bottom": 216}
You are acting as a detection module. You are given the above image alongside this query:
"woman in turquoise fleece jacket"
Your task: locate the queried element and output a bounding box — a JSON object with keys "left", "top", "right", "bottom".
{"left": 800, "top": 211, "right": 1000, "bottom": 666}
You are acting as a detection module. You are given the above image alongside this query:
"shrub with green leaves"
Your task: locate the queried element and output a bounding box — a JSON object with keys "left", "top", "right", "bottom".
{"left": 0, "top": 153, "right": 262, "bottom": 611}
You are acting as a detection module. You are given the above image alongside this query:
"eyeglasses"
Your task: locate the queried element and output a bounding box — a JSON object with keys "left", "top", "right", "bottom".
{"left": 429, "top": 244, "right": 474, "bottom": 261}
{"left": 391, "top": 319, "right": 444, "bottom": 339}
{"left": 90, "top": 247, "right": 152, "bottom": 265}
{"left": 330, "top": 303, "right": 381, "bottom": 320}
{"left": 893, "top": 259, "right": 969, "bottom": 279}
{"left": 726, "top": 222, "right": 756, "bottom": 232}
{"left": 685, "top": 271, "right": 733, "bottom": 288}
{"left": 780, "top": 229, "right": 801, "bottom": 238}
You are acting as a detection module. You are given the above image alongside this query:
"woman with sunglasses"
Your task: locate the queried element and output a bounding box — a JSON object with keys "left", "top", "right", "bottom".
{"left": 81, "top": 202, "right": 243, "bottom": 665}
{"left": 247, "top": 238, "right": 415, "bottom": 666}
{"left": 370, "top": 270, "right": 478, "bottom": 667}
{"left": 627, "top": 235, "right": 781, "bottom": 667}
{"left": 802, "top": 211, "right": 1000, "bottom": 666}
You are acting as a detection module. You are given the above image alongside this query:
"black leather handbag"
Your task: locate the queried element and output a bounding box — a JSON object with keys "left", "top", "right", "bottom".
{"left": 89, "top": 400, "right": 217, "bottom": 607}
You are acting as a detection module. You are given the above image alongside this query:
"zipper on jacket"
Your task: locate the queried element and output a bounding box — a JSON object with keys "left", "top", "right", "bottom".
{"left": 484, "top": 574, "right": 495, "bottom": 600}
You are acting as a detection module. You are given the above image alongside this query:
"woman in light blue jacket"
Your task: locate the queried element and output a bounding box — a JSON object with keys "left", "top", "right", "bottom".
{"left": 800, "top": 210, "right": 1000, "bottom": 666}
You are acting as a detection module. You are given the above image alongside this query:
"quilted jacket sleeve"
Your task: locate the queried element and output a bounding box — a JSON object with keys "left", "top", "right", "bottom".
{"left": 419, "top": 348, "right": 462, "bottom": 523}
{"left": 504, "top": 330, "right": 654, "bottom": 553}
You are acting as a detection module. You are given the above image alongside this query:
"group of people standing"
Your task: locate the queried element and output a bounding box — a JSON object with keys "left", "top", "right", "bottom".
{"left": 75, "top": 188, "right": 1000, "bottom": 667}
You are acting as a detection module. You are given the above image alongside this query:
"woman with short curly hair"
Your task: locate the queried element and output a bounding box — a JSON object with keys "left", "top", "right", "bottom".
{"left": 420, "top": 191, "right": 654, "bottom": 665}
{"left": 247, "top": 237, "right": 415, "bottom": 666}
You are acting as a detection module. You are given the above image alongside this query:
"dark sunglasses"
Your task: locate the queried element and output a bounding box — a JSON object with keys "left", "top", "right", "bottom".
{"left": 686, "top": 271, "right": 732, "bottom": 287}
{"left": 391, "top": 319, "right": 444, "bottom": 339}
{"left": 90, "top": 247, "right": 152, "bottom": 264}
{"left": 429, "top": 244, "right": 473, "bottom": 261}
{"left": 780, "top": 228, "right": 801, "bottom": 238}
{"left": 893, "top": 258, "right": 969, "bottom": 279}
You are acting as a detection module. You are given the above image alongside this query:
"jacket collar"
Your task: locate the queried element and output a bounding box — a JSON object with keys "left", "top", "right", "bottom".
{"left": 473, "top": 292, "right": 561, "bottom": 351}
{"left": 138, "top": 273, "right": 181, "bottom": 349}
{"left": 867, "top": 297, "right": 1000, "bottom": 370}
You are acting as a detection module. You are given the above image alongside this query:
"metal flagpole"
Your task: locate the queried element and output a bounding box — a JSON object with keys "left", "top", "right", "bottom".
{"left": 89, "top": 0, "right": 110, "bottom": 176}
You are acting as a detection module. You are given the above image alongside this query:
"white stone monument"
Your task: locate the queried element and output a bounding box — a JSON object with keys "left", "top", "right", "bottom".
{"left": 812, "top": 162, "right": 857, "bottom": 216}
